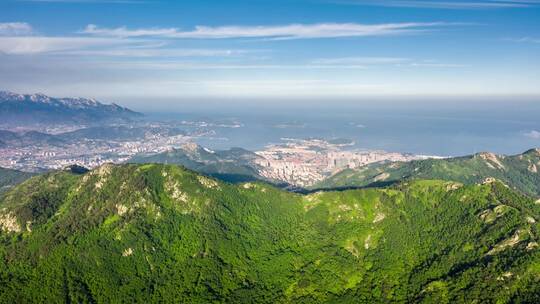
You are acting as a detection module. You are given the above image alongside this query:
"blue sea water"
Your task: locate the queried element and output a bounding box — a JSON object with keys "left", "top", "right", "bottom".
{"left": 144, "top": 99, "right": 540, "bottom": 157}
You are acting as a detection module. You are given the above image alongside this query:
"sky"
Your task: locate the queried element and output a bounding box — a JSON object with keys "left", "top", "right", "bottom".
{"left": 0, "top": 0, "right": 539, "bottom": 106}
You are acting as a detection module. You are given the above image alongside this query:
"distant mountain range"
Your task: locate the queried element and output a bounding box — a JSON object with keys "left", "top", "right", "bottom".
{"left": 0, "top": 91, "right": 142, "bottom": 125}
{"left": 314, "top": 149, "right": 540, "bottom": 197}
{"left": 0, "top": 163, "right": 538, "bottom": 302}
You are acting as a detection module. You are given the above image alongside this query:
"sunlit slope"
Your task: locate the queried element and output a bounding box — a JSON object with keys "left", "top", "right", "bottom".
{"left": 129, "top": 145, "right": 265, "bottom": 183}
{"left": 0, "top": 164, "right": 538, "bottom": 303}
{"left": 315, "top": 149, "right": 540, "bottom": 197}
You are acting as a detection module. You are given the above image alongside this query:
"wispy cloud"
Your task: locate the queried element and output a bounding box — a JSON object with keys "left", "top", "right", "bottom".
{"left": 73, "top": 58, "right": 467, "bottom": 71}
{"left": 506, "top": 37, "right": 540, "bottom": 43}
{"left": 0, "top": 22, "right": 33, "bottom": 36}
{"left": 404, "top": 62, "right": 467, "bottom": 68}
{"left": 332, "top": 0, "right": 540, "bottom": 9}
{"left": 57, "top": 48, "right": 249, "bottom": 58}
{"left": 0, "top": 36, "right": 140, "bottom": 55}
{"left": 0, "top": 21, "right": 253, "bottom": 57}
{"left": 312, "top": 57, "right": 467, "bottom": 68}
{"left": 87, "top": 62, "right": 372, "bottom": 70}
{"left": 0, "top": 36, "right": 251, "bottom": 58}
{"left": 524, "top": 130, "right": 540, "bottom": 139}
{"left": 312, "top": 57, "right": 410, "bottom": 65}
{"left": 82, "top": 22, "right": 454, "bottom": 40}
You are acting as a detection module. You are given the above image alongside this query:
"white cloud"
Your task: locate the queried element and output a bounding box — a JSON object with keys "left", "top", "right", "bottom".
{"left": 83, "top": 24, "right": 178, "bottom": 37}
{"left": 404, "top": 62, "right": 467, "bottom": 68}
{"left": 0, "top": 22, "right": 33, "bottom": 36}
{"left": 312, "top": 57, "right": 466, "bottom": 68}
{"left": 57, "top": 48, "right": 247, "bottom": 58}
{"left": 0, "top": 36, "right": 135, "bottom": 55}
{"left": 90, "top": 62, "right": 372, "bottom": 70}
{"left": 524, "top": 130, "right": 540, "bottom": 139}
{"left": 508, "top": 37, "right": 540, "bottom": 44}
{"left": 0, "top": 36, "right": 248, "bottom": 57}
{"left": 82, "top": 22, "right": 451, "bottom": 40}
{"left": 313, "top": 57, "right": 410, "bottom": 65}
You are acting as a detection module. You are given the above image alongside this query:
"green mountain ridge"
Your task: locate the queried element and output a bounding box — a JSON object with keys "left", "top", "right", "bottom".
{"left": 128, "top": 143, "right": 267, "bottom": 183}
{"left": 314, "top": 149, "right": 540, "bottom": 198}
{"left": 0, "top": 163, "right": 539, "bottom": 303}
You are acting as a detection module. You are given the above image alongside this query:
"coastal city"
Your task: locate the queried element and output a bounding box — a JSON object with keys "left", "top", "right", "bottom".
{"left": 254, "top": 138, "right": 429, "bottom": 187}
{"left": 0, "top": 123, "right": 434, "bottom": 187}
{"left": 0, "top": 123, "right": 196, "bottom": 171}
{"left": 0, "top": 90, "right": 439, "bottom": 187}
{"left": 0, "top": 132, "right": 192, "bottom": 171}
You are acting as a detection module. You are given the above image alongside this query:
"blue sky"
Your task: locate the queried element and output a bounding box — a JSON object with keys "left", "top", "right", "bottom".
{"left": 0, "top": 0, "right": 539, "bottom": 103}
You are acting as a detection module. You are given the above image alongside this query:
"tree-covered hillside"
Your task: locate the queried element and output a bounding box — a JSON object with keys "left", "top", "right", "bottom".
{"left": 314, "top": 149, "right": 540, "bottom": 198}
{"left": 0, "top": 167, "right": 35, "bottom": 194}
{"left": 128, "top": 143, "right": 266, "bottom": 183}
{"left": 0, "top": 163, "right": 538, "bottom": 303}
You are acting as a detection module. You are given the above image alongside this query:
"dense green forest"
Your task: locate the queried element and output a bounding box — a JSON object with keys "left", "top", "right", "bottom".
{"left": 129, "top": 147, "right": 540, "bottom": 199}
{"left": 129, "top": 145, "right": 266, "bottom": 183}
{"left": 0, "top": 167, "right": 35, "bottom": 194}
{"left": 314, "top": 149, "right": 540, "bottom": 198}
{"left": 0, "top": 163, "right": 538, "bottom": 303}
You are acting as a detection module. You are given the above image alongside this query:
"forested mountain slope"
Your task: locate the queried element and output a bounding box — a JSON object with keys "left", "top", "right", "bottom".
{"left": 128, "top": 143, "right": 265, "bottom": 183}
{"left": 0, "top": 164, "right": 538, "bottom": 303}
{"left": 315, "top": 149, "right": 540, "bottom": 198}
{"left": 0, "top": 167, "right": 35, "bottom": 194}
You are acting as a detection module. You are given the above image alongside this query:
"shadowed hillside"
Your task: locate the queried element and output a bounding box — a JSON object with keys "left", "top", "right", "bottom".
{"left": 0, "top": 167, "right": 35, "bottom": 194}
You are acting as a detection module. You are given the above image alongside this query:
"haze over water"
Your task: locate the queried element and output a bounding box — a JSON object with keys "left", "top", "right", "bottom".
{"left": 145, "top": 98, "right": 540, "bottom": 157}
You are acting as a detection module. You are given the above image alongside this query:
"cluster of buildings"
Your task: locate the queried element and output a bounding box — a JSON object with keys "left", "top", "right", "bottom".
{"left": 0, "top": 132, "right": 191, "bottom": 172}
{"left": 254, "top": 139, "right": 423, "bottom": 187}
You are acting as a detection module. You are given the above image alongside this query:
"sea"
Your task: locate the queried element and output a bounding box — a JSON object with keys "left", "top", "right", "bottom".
{"left": 141, "top": 98, "right": 540, "bottom": 157}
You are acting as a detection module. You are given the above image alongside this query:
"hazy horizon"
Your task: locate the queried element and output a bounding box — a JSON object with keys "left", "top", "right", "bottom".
{"left": 1, "top": 0, "right": 540, "bottom": 159}
{"left": 2, "top": 0, "right": 539, "bottom": 101}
